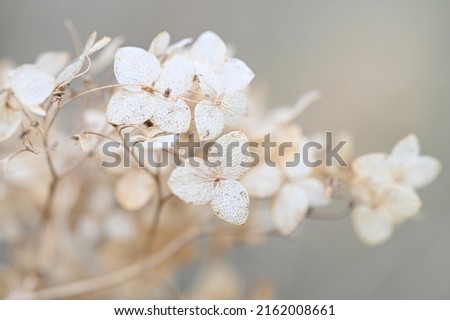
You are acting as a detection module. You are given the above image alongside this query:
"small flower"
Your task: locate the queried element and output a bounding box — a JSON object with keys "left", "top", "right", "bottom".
{"left": 352, "top": 134, "right": 441, "bottom": 189}
{"left": 106, "top": 46, "right": 194, "bottom": 133}
{"left": 168, "top": 131, "right": 251, "bottom": 225}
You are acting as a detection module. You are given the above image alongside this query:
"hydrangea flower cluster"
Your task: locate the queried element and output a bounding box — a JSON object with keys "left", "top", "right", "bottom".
{"left": 0, "top": 28, "right": 441, "bottom": 299}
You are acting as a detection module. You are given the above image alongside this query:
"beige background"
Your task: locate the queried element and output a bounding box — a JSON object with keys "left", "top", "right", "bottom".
{"left": 0, "top": 0, "right": 449, "bottom": 298}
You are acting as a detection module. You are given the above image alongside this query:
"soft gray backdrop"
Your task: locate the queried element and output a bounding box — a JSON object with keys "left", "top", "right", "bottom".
{"left": 1, "top": 0, "right": 449, "bottom": 299}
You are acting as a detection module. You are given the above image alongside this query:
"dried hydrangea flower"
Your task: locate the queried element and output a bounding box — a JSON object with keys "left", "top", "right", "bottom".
{"left": 168, "top": 131, "right": 251, "bottom": 225}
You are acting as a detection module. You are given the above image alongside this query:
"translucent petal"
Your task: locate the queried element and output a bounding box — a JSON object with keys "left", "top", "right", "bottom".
{"left": 11, "top": 64, "right": 54, "bottom": 105}
{"left": 87, "top": 36, "right": 111, "bottom": 56}
{"left": 114, "top": 47, "right": 160, "bottom": 91}
{"left": 220, "top": 91, "right": 248, "bottom": 125}
{"left": 403, "top": 155, "right": 441, "bottom": 189}
{"left": 156, "top": 55, "right": 195, "bottom": 95}
{"left": 295, "top": 177, "right": 328, "bottom": 207}
{"left": 211, "top": 180, "right": 249, "bottom": 225}
{"left": 219, "top": 58, "right": 254, "bottom": 92}
{"left": 191, "top": 31, "right": 227, "bottom": 68}
{"left": 352, "top": 153, "right": 392, "bottom": 184}
{"left": 114, "top": 170, "right": 157, "bottom": 211}
{"left": 215, "top": 130, "right": 251, "bottom": 179}
{"left": 240, "top": 164, "right": 283, "bottom": 198}
{"left": 168, "top": 159, "right": 215, "bottom": 205}
{"left": 195, "top": 61, "right": 223, "bottom": 97}
{"left": 82, "top": 31, "right": 97, "bottom": 56}
{"left": 0, "top": 93, "right": 21, "bottom": 142}
{"left": 271, "top": 184, "right": 309, "bottom": 235}
{"left": 379, "top": 184, "right": 421, "bottom": 223}
{"left": 151, "top": 95, "right": 191, "bottom": 133}
{"left": 195, "top": 101, "right": 225, "bottom": 140}
{"left": 390, "top": 134, "right": 419, "bottom": 163}
{"left": 35, "top": 51, "right": 70, "bottom": 76}
{"left": 352, "top": 205, "right": 393, "bottom": 246}
{"left": 106, "top": 90, "right": 155, "bottom": 125}
{"left": 55, "top": 59, "right": 83, "bottom": 86}
{"left": 166, "top": 38, "right": 193, "bottom": 55}
{"left": 149, "top": 31, "right": 170, "bottom": 56}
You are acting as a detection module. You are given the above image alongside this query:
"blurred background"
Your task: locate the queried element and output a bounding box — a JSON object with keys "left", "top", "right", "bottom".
{"left": 0, "top": 0, "right": 449, "bottom": 299}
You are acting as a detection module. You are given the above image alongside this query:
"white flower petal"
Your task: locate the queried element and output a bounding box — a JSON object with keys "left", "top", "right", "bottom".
{"left": 24, "top": 104, "right": 46, "bottom": 116}
{"left": 166, "top": 38, "right": 193, "bottom": 55}
{"left": 352, "top": 153, "right": 392, "bottom": 184}
{"left": 114, "top": 170, "right": 157, "bottom": 211}
{"left": 241, "top": 164, "right": 283, "bottom": 198}
{"left": 215, "top": 130, "right": 251, "bottom": 180}
{"left": 55, "top": 59, "right": 83, "bottom": 87}
{"left": 114, "top": 47, "right": 160, "bottom": 92}
{"left": 151, "top": 95, "right": 191, "bottom": 133}
{"left": 82, "top": 32, "right": 98, "bottom": 56}
{"left": 283, "top": 160, "right": 313, "bottom": 180}
{"left": 35, "top": 51, "right": 70, "bottom": 76}
{"left": 87, "top": 36, "right": 111, "bottom": 56}
{"left": 403, "top": 155, "right": 441, "bottom": 189}
{"left": 191, "top": 31, "right": 227, "bottom": 68}
{"left": 219, "top": 58, "right": 254, "bottom": 92}
{"left": 195, "top": 61, "right": 223, "bottom": 97}
{"left": 295, "top": 177, "right": 328, "bottom": 207}
{"left": 0, "top": 93, "right": 21, "bottom": 142}
{"left": 390, "top": 134, "right": 419, "bottom": 163}
{"left": 195, "top": 101, "right": 225, "bottom": 141}
{"left": 156, "top": 55, "right": 195, "bottom": 96}
{"left": 352, "top": 205, "right": 393, "bottom": 246}
{"left": 379, "top": 184, "right": 422, "bottom": 223}
{"left": 211, "top": 180, "right": 249, "bottom": 225}
{"left": 220, "top": 91, "right": 248, "bottom": 125}
{"left": 271, "top": 184, "right": 309, "bottom": 235}
{"left": 106, "top": 90, "right": 154, "bottom": 125}
{"left": 149, "top": 31, "right": 170, "bottom": 56}
{"left": 11, "top": 65, "right": 54, "bottom": 105}
{"left": 168, "top": 159, "right": 215, "bottom": 205}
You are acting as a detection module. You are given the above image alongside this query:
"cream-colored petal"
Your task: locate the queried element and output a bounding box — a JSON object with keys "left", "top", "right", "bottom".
{"left": 0, "top": 93, "right": 21, "bottom": 142}
{"left": 195, "top": 61, "right": 223, "bottom": 97}
{"left": 295, "top": 177, "right": 328, "bottom": 207}
{"left": 191, "top": 31, "right": 227, "bottom": 68}
{"left": 87, "top": 36, "right": 111, "bottom": 56}
{"left": 219, "top": 58, "right": 254, "bottom": 92}
{"left": 168, "top": 159, "right": 214, "bottom": 205}
{"left": 11, "top": 64, "right": 54, "bottom": 105}
{"left": 240, "top": 164, "right": 283, "bottom": 198}
{"left": 352, "top": 205, "right": 393, "bottom": 246}
{"left": 149, "top": 31, "right": 170, "bottom": 56}
{"left": 114, "top": 47, "right": 160, "bottom": 92}
{"left": 151, "top": 95, "right": 191, "bottom": 133}
{"left": 114, "top": 170, "right": 157, "bottom": 211}
{"left": 390, "top": 134, "right": 419, "bottom": 163}
{"left": 215, "top": 130, "right": 251, "bottom": 180}
{"left": 106, "top": 90, "right": 154, "bottom": 125}
{"left": 55, "top": 59, "right": 83, "bottom": 87}
{"left": 271, "top": 184, "right": 309, "bottom": 235}
{"left": 155, "top": 55, "right": 194, "bottom": 95}
{"left": 195, "top": 101, "right": 225, "bottom": 141}
{"left": 35, "top": 51, "right": 70, "bottom": 76}
{"left": 211, "top": 180, "right": 249, "bottom": 225}
{"left": 379, "top": 184, "right": 422, "bottom": 223}
{"left": 220, "top": 91, "right": 248, "bottom": 125}
{"left": 403, "top": 155, "right": 441, "bottom": 189}
{"left": 352, "top": 153, "right": 392, "bottom": 184}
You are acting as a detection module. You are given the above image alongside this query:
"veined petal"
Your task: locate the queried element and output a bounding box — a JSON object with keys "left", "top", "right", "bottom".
{"left": 195, "top": 61, "right": 223, "bottom": 97}
{"left": 156, "top": 55, "right": 195, "bottom": 96}
{"left": 35, "top": 51, "right": 70, "bottom": 76}
{"left": 11, "top": 64, "right": 54, "bottom": 105}
{"left": 149, "top": 31, "right": 170, "bottom": 56}
{"left": 390, "top": 134, "right": 419, "bottom": 163}
{"left": 220, "top": 91, "right": 248, "bottom": 125}
{"left": 191, "top": 31, "right": 227, "bottom": 68}
{"left": 219, "top": 58, "right": 254, "bottom": 92}
{"left": 106, "top": 90, "right": 154, "bottom": 125}
{"left": 241, "top": 164, "right": 283, "bottom": 198}
{"left": 114, "top": 170, "right": 157, "bottom": 211}
{"left": 151, "top": 95, "right": 191, "bottom": 134}
{"left": 195, "top": 101, "right": 225, "bottom": 141}
{"left": 211, "top": 180, "right": 249, "bottom": 225}
{"left": 55, "top": 59, "right": 83, "bottom": 87}
{"left": 114, "top": 47, "right": 160, "bottom": 92}
{"left": 215, "top": 130, "right": 251, "bottom": 180}
{"left": 403, "top": 155, "right": 441, "bottom": 189}
{"left": 271, "top": 184, "right": 309, "bottom": 235}
{"left": 352, "top": 205, "right": 393, "bottom": 246}
{"left": 168, "top": 159, "right": 215, "bottom": 205}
